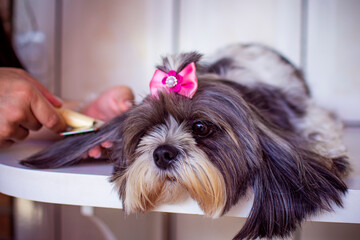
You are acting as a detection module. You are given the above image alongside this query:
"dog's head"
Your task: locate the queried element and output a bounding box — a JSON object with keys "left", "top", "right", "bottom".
{"left": 22, "top": 52, "right": 348, "bottom": 239}
{"left": 110, "top": 80, "right": 262, "bottom": 218}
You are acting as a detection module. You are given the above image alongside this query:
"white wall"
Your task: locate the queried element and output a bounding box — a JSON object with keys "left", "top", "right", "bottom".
{"left": 306, "top": 0, "right": 360, "bottom": 122}
{"left": 58, "top": 0, "right": 360, "bottom": 122}
{"left": 13, "top": 0, "right": 360, "bottom": 120}
{"left": 178, "top": 0, "right": 302, "bottom": 66}
{"left": 13, "top": 0, "right": 56, "bottom": 93}
{"left": 60, "top": 0, "right": 175, "bottom": 102}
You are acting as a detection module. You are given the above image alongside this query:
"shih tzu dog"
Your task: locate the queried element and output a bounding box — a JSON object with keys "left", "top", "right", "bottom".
{"left": 21, "top": 44, "right": 349, "bottom": 239}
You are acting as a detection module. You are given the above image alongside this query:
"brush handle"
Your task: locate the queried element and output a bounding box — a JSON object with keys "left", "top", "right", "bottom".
{"left": 56, "top": 108, "right": 95, "bottom": 128}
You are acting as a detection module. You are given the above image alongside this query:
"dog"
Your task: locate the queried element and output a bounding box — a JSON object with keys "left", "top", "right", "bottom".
{"left": 21, "top": 44, "right": 349, "bottom": 239}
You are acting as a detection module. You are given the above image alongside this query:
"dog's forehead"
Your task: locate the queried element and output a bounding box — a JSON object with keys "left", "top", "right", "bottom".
{"left": 141, "top": 80, "right": 245, "bottom": 125}
{"left": 122, "top": 79, "right": 248, "bottom": 144}
{"left": 145, "top": 91, "right": 194, "bottom": 123}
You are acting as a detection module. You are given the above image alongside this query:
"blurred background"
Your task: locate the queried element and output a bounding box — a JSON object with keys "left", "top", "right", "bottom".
{"left": 0, "top": 0, "right": 359, "bottom": 239}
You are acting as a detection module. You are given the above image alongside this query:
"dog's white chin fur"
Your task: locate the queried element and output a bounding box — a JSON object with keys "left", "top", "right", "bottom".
{"left": 113, "top": 116, "right": 227, "bottom": 218}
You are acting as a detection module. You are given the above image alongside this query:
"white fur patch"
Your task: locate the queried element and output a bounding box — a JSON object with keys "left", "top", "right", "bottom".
{"left": 205, "top": 44, "right": 307, "bottom": 99}
{"left": 297, "top": 101, "right": 347, "bottom": 159}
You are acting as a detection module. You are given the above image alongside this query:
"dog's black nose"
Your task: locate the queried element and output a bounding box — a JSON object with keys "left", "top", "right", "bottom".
{"left": 153, "top": 145, "right": 179, "bottom": 170}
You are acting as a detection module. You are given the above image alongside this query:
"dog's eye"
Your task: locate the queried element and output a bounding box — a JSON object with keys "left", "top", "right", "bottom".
{"left": 192, "top": 121, "right": 212, "bottom": 137}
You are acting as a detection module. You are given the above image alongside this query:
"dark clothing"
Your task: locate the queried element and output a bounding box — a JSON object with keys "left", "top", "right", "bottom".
{"left": 0, "top": 18, "right": 23, "bottom": 68}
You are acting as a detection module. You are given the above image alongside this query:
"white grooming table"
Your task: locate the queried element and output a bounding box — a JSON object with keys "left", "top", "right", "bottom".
{"left": 0, "top": 128, "right": 359, "bottom": 224}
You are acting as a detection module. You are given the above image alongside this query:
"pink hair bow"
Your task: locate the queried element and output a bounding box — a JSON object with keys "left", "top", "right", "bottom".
{"left": 150, "top": 62, "right": 198, "bottom": 99}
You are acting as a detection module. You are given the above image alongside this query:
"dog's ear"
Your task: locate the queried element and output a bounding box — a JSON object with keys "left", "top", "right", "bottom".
{"left": 20, "top": 113, "right": 128, "bottom": 169}
{"left": 234, "top": 128, "right": 348, "bottom": 240}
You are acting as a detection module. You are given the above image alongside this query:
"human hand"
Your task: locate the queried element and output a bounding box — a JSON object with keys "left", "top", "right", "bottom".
{"left": 0, "top": 68, "right": 66, "bottom": 148}
{"left": 82, "top": 86, "right": 134, "bottom": 158}
{"left": 82, "top": 86, "right": 134, "bottom": 121}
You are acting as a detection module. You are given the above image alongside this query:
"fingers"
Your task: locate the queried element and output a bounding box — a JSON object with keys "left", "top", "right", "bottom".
{"left": 114, "top": 86, "right": 135, "bottom": 113}
{"left": 12, "top": 105, "right": 43, "bottom": 131}
{"left": 0, "top": 139, "right": 15, "bottom": 148}
{"left": 10, "top": 126, "right": 29, "bottom": 141}
{"left": 23, "top": 73, "right": 66, "bottom": 132}
{"left": 81, "top": 85, "right": 134, "bottom": 121}
{"left": 87, "top": 141, "right": 113, "bottom": 159}
{"left": 101, "top": 141, "right": 113, "bottom": 148}
{"left": 0, "top": 68, "right": 66, "bottom": 147}
{"left": 107, "top": 86, "right": 134, "bottom": 115}
{"left": 0, "top": 124, "right": 29, "bottom": 147}
{"left": 88, "top": 146, "right": 102, "bottom": 159}
{"left": 0, "top": 93, "right": 36, "bottom": 145}
{"left": 0, "top": 92, "right": 63, "bottom": 145}
{"left": 20, "top": 110, "right": 43, "bottom": 131}
{"left": 0, "top": 107, "right": 31, "bottom": 147}
{"left": 30, "top": 90, "right": 66, "bottom": 133}
{"left": 22, "top": 70, "right": 63, "bottom": 108}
